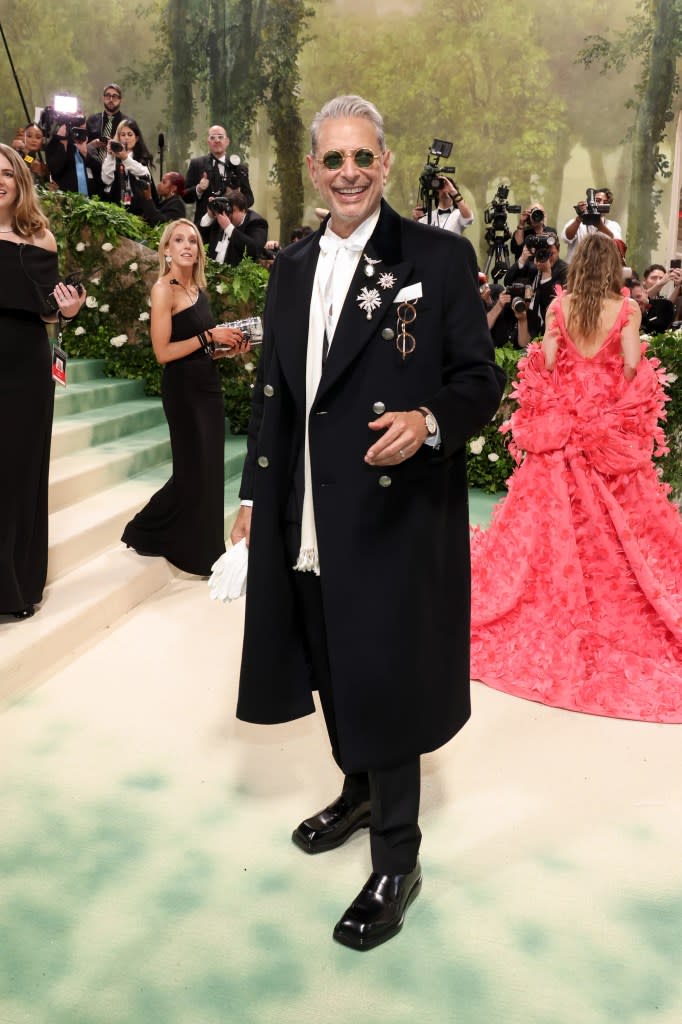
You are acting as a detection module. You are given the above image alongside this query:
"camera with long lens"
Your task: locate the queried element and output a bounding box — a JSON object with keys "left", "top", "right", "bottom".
{"left": 484, "top": 184, "right": 522, "bottom": 244}
{"left": 528, "top": 206, "right": 544, "bottom": 224}
{"left": 70, "top": 127, "right": 88, "bottom": 144}
{"left": 504, "top": 282, "right": 533, "bottom": 314}
{"left": 109, "top": 140, "right": 125, "bottom": 154}
{"left": 525, "top": 232, "right": 557, "bottom": 263}
{"left": 575, "top": 187, "right": 610, "bottom": 227}
{"left": 418, "top": 138, "right": 456, "bottom": 210}
{"left": 208, "top": 195, "right": 233, "bottom": 216}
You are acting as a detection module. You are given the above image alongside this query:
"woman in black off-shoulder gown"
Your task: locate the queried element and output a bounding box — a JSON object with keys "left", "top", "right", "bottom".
{"left": 0, "top": 144, "right": 86, "bottom": 617}
{"left": 121, "top": 219, "right": 247, "bottom": 575}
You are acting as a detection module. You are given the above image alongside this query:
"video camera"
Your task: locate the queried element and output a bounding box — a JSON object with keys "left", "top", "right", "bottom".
{"left": 525, "top": 232, "right": 557, "bottom": 263}
{"left": 575, "top": 187, "right": 610, "bottom": 227}
{"left": 208, "top": 195, "right": 233, "bottom": 216}
{"left": 484, "top": 184, "right": 521, "bottom": 246}
{"left": 418, "top": 139, "right": 456, "bottom": 213}
{"left": 38, "top": 95, "right": 84, "bottom": 139}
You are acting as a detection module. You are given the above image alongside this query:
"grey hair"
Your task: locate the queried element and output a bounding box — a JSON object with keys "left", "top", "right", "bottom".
{"left": 310, "top": 95, "right": 386, "bottom": 154}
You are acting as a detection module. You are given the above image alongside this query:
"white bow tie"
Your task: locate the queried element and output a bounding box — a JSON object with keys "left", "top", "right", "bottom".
{"left": 319, "top": 233, "right": 365, "bottom": 256}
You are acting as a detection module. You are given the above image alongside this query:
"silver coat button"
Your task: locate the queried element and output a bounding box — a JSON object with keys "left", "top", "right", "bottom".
{"left": 372, "top": 401, "right": 386, "bottom": 415}
{"left": 263, "top": 384, "right": 274, "bottom": 397}
{"left": 381, "top": 328, "right": 395, "bottom": 341}
{"left": 257, "top": 456, "right": 269, "bottom": 468}
{"left": 378, "top": 475, "right": 392, "bottom": 488}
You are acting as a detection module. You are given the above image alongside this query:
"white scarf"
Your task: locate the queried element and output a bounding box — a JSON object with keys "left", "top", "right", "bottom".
{"left": 294, "top": 211, "right": 380, "bottom": 574}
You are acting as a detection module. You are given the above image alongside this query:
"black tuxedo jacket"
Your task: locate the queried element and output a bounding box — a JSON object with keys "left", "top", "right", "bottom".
{"left": 184, "top": 154, "right": 254, "bottom": 226}
{"left": 206, "top": 209, "right": 268, "bottom": 264}
{"left": 236, "top": 200, "right": 506, "bottom": 772}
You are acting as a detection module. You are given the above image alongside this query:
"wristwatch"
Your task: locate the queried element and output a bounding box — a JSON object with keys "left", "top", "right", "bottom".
{"left": 418, "top": 407, "right": 438, "bottom": 436}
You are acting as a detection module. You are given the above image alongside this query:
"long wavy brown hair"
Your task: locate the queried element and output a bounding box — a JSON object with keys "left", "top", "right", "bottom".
{"left": 566, "top": 233, "right": 624, "bottom": 339}
{"left": 0, "top": 144, "right": 49, "bottom": 239}
{"left": 157, "top": 219, "right": 206, "bottom": 289}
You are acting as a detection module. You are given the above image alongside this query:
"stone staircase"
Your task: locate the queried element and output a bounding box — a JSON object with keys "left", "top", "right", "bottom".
{"left": 0, "top": 358, "right": 247, "bottom": 702}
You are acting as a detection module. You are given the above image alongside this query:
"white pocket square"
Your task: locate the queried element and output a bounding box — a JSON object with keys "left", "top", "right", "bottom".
{"left": 394, "top": 282, "right": 423, "bottom": 303}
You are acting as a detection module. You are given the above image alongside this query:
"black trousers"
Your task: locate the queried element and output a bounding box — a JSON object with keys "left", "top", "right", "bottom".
{"left": 290, "top": 565, "right": 421, "bottom": 874}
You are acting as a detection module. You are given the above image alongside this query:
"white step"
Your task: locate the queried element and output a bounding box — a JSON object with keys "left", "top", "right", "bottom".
{"left": 51, "top": 399, "right": 167, "bottom": 459}
{"left": 48, "top": 425, "right": 171, "bottom": 513}
{"left": 0, "top": 546, "right": 177, "bottom": 703}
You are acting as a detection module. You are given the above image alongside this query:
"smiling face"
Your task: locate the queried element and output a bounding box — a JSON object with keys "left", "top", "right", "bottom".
{"left": 307, "top": 116, "right": 391, "bottom": 238}
{"left": 0, "top": 152, "right": 18, "bottom": 214}
{"left": 207, "top": 126, "right": 228, "bottom": 158}
{"left": 164, "top": 223, "right": 200, "bottom": 270}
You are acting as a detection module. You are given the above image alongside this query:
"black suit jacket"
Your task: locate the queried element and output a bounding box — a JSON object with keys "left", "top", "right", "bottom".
{"left": 184, "top": 153, "right": 254, "bottom": 226}
{"left": 206, "top": 209, "right": 268, "bottom": 264}
{"left": 45, "top": 138, "right": 102, "bottom": 196}
{"left": 137, "top": 192, "right": 187, "bottom": 226}
{"left": 236, "top": 200, "right": 506, "bottom": 772}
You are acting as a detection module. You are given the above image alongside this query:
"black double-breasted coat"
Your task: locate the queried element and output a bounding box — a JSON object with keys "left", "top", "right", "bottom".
{"left": 236, "top": 201, "right": 505, "bottom": 773}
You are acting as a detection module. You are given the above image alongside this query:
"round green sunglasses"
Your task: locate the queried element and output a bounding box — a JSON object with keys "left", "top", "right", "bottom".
{"left": 318, "top": 148, "right": 382, "bottom": 170}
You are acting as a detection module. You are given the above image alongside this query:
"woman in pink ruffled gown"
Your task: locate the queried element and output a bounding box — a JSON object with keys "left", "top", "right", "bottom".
{"left": 470, "top": 234, "right": 682, "bottom": 723}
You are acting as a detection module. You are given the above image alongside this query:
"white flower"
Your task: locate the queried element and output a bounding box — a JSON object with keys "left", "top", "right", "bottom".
{"left": 128, "top": 262, "right": 138, "bottom": 272}
{"left": 664, "top": 372, "right": 678, "bottom": 384}
{"left": 146, "top": 297, "right": 151, "bottom": 307}
{"left": 110, "top": 334, "right": 127, "bottom": 347}
{"left": 639, "top": 332, "right": 651, "bottom": 341}
{"left": 75, "top": 241, "right": 86, "bottom": 252}
{"left": 90, "top": 277, "right": 100, "bottom": 287}
{"left": 101, "top": 242, "right": 114, "bottom": 252}
{"left": 215, "top": 282, "right": 226, "bottom": 294}
{"left": 244, "top": 362, "right": 255, "bottom": 373}
{"left": 85, "top": 296, "right": 98, "bottom": 309}
{"left": 74, "top": 326, "right": 86, "bottom": 336}
{"left": 469, "top": 436, "right": 485, "bottom": 455}
{"left": 487, "top": 452, "right": 500, "bottom": 463}
{"left": 138, "top": 311, "right": 150, "bottom": 321}
{"left": 99, "top": 304, "right": 110, "bottom": 314}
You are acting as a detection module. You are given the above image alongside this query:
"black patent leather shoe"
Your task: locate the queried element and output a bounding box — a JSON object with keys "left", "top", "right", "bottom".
{"left": 12, "top": 606, "right": 35, "bottom": 620}
{"left": 291, "top": 795, "right": 371, "bottom": 854}
{"left": 333, "top": 861, "right": 422, "bottom": 951}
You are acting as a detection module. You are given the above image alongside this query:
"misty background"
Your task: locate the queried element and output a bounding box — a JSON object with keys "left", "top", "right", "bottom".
{"left": 1, "top": 0, "right": 676, "bottom": 270}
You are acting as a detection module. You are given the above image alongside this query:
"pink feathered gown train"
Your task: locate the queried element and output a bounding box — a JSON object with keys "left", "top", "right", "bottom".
{"left": 470, "top": 297, "right": 682, "bottom": 723}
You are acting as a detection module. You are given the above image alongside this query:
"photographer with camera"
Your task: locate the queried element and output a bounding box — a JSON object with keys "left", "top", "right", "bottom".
{"left": 562, "top": 188, "right": 623, "bottom": 263}
{"left": 86, "top": 84, "right": 131, "bottom": 162}
{"left": 511, "top": 203, "right": 548, "bottom": 259}
{"left": 412, "top": 176, "right": 473, "bottom": 236}
{"left": 200, "top": 190, "right": 268, "bottom": 266}
{"left": 137, "top": 172, "right": 187, "bottom": 226}
{"left": 101, "top": 119, "right": 155, "bottom": 214}
{"left": 45, "top": 116, "right": 102, "bottom": 196}
{"left": 482, "top": 282, "right": 532, "bottom": 349}
{"left": 504, "top": 232, "right": 568, "bottom": 337}
{"left": 184, "top": 125, "right": 254, "bottom": 233}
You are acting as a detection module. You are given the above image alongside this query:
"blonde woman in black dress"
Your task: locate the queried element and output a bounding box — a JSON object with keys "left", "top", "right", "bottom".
{"left": 0, "top": 144, "right": 85, "bottom": 619}
{"left": 122, "top": 219, "right": 248, "bottom": 574}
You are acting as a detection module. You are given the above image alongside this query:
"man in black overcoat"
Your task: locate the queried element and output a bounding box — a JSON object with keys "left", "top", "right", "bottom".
{"left": 230, "top": 95, "right": 505, "bottom": 951}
